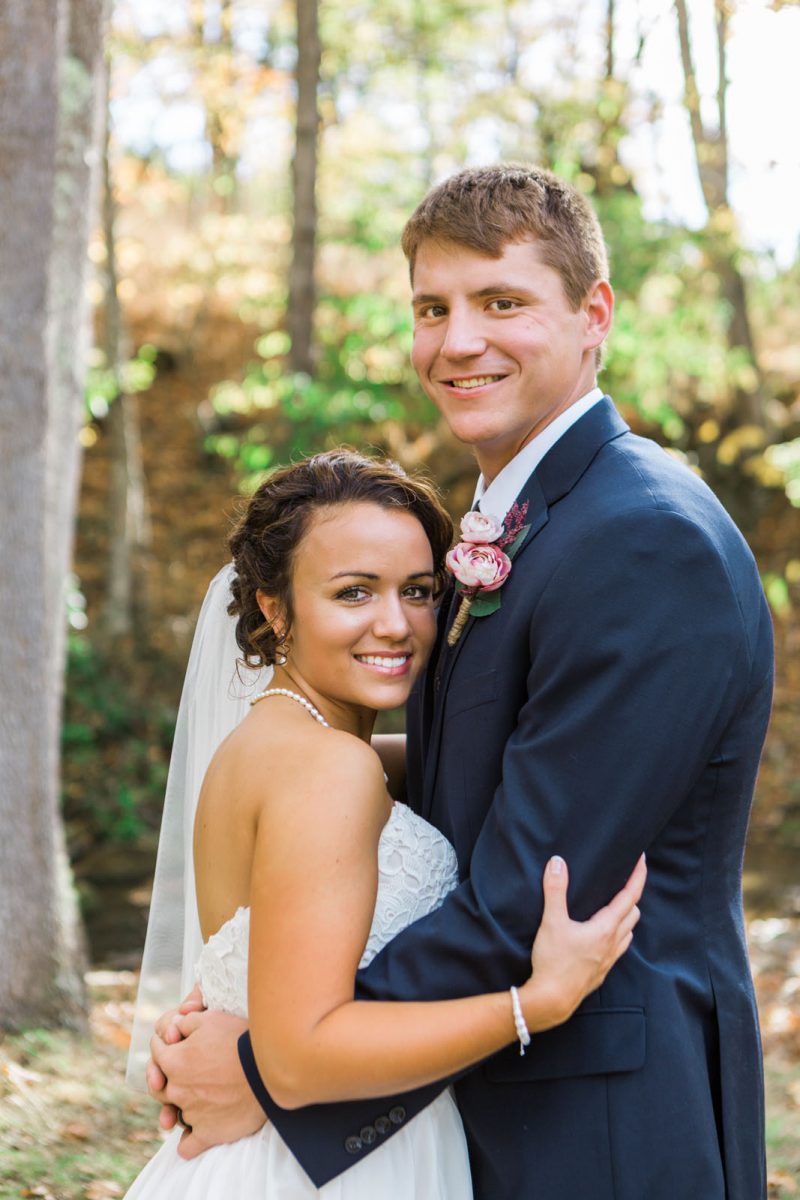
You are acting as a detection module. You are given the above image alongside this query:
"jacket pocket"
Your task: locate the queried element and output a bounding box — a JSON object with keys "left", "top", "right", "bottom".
{"left": 445, "top": 669, "right": 498, "bottom": 718}
{"left": 484, "top": 1006, "right": 646, "bottom": 1084}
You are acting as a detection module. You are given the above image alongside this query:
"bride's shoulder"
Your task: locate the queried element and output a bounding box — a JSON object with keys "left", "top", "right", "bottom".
{"left": 214, "top": 710, "right": 387, "bottom": 819}
{"left": 250, "top": 727, "right": 390, "bottom": 860}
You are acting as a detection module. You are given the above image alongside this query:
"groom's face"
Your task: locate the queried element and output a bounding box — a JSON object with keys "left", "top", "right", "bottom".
{"left": 410, "top": 237, "right": 610, "bottom": 481}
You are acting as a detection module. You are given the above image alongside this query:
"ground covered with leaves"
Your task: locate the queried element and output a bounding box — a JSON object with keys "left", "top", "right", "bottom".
{"left": 1, "top": 927, "right": 798, "bottom": 1200}
{"left": 0, "top": 974, "right": 163, "bottom": 1200}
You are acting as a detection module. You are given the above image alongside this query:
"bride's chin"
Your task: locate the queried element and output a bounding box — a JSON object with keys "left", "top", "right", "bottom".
{"left": 347, "top": 680, "right": 416, "bottom": 712}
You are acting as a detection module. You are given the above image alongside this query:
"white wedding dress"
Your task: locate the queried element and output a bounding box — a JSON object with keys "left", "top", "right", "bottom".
{"left": 124, "top": 802, "right": 473, "bottom": 1198}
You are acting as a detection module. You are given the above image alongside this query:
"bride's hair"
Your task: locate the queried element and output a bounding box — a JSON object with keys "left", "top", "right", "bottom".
{"left": 227, "top": 448, "right": 453, "bottom": 669}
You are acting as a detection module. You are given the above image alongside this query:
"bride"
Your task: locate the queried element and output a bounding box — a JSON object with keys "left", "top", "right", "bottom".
{"left": 125, "top": 449, "right": 645, "bottom": 1198}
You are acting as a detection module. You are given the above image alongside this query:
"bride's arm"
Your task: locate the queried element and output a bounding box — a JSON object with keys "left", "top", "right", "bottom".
{"left": 248, "top": 732, "right": 642, "bottom": 1109}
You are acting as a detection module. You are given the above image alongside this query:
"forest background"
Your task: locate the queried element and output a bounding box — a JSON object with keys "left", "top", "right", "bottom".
{"left": 1, "top": 0, "right": 799, "bottom": 1196}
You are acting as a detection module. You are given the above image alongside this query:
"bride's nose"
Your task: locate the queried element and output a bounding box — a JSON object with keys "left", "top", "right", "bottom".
{"left": 372, "top": 593, "right": 412, "bottom": 641}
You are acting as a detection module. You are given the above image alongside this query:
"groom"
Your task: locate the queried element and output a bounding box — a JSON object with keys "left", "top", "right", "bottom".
{"left": 149, "top": 165, "right": 773, "bottom": 1199}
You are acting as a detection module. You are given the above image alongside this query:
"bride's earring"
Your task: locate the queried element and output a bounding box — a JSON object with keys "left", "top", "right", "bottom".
{"left": 275, "top": 631, "right": 292, "bottom": 666}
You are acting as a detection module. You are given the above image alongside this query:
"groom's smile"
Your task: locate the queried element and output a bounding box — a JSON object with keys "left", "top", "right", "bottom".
{"left": 443, "top": 374, "right": 507, "bottom": 393}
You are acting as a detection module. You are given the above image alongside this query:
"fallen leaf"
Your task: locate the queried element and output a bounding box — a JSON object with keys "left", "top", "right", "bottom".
{"left": 85, "top": 1183, "right": 124, "bottom": 1200}
{"left": 62, "top": 1120, "right": 91, "bottom": 1140}
{"left": 3, "top": 1062, "right": 43, "bottom": 1089}
{"left": 769, "top": 1169, "right": 799, "bottom": 1196}
{"left": 128, "top": 1128, "right": 158, "bottom": 1142}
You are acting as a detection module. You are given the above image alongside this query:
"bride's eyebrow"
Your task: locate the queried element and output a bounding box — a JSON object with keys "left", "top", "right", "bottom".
{"left": 328, "top": 571, "right": 378, "bottom": 581}
{"left": 328, "top": 570, "right": 435, "bottom": 581}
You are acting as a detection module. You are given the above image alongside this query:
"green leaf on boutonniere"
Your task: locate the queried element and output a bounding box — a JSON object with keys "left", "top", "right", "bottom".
{"left": 505, "top": 524, "right": 531, "bottom": 560}
{"left": 468, "top": 591, "right": 503, "bottom": 618}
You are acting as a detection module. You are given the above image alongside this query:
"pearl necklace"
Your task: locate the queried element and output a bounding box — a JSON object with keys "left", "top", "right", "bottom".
{"left": 249, "top": 687, "right": 330, "bottom": 727}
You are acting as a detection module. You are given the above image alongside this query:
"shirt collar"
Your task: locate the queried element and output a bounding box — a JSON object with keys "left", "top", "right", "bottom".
{"left": 474, "top": 387, "right": 604, "bottom": 520}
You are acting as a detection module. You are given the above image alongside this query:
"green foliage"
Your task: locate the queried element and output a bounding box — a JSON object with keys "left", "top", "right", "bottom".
{"left": 61, "top": 634, "right": 175, "bottom": 847}
{"left": 763, "top": 572, "right": 792, "bottom": 619}
{"left": 766, "top": 438, "right": 800, "bottom": 507}
{"left": 597, "top": 193, "right": 736, "bottom": 437}
{"left": 205, "top": 291, "right": 437, "bottom": 488}
{"left": 84, "top": 343, "right": 158, "bottom": 422}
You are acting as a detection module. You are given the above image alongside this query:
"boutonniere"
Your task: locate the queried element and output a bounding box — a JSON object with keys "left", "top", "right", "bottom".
{"left": 445, "top": 502, "right": 530, "bottom": 646}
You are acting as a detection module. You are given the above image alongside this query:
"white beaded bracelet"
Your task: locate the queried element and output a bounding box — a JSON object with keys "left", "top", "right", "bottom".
{"left": 510, "top": 985, "right": 531, "bottom": 1056}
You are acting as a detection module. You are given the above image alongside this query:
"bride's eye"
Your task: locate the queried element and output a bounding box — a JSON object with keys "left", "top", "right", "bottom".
{"left": 403, "top": 584, "right": 433, "bottom": 602}
{"left": 335, "top": 585, "right": 370, "bottom": 602}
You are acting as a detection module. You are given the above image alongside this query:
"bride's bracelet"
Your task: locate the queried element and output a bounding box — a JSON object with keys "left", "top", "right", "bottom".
{"left": 509, "top": 985, "right": 531, "bottom": 1056}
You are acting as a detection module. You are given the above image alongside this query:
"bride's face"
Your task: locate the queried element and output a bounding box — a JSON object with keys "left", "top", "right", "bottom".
{"left": 266, "top": 501, "right": 438, "bottom": 718}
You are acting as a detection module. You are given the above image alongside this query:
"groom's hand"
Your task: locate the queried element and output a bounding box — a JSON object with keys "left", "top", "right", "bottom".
{"left": 148, "top": 1010, "right": 267, "bottom": 1159}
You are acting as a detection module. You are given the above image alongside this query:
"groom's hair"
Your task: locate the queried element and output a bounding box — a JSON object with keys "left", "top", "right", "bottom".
{"left": 401, "top": 163, "right": 609, "bottom": 311}
{"left": 227, "top": 449, "right": 453, "bottom": 670}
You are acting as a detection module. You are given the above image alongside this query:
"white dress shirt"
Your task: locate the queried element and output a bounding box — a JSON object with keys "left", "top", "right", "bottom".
{"left": 473, "top": 387, "right": 604, "bottom": 520}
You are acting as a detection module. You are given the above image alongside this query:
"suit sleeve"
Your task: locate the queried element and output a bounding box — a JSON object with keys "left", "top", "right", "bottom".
{"left": 240, "top": 507, "right": 767, "bottom": 1183}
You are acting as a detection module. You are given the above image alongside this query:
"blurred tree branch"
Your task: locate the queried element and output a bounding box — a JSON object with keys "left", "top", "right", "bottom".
{"left": 674, "top": 0, "right": 771, "bottom": 433}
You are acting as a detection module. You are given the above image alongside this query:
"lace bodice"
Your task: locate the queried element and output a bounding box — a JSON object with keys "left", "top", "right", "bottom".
{"left": 195, "top": 802, "right": 459, "bottom": 1017}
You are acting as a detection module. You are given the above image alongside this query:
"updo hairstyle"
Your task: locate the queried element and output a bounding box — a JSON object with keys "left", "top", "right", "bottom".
{"left": 227, "top": 449, "right": 453, "bottom": 669}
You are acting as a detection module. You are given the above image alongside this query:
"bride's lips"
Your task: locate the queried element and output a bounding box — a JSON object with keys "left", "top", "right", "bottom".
{"left": 354, "top": 652, "right": 412, "bottom": 677}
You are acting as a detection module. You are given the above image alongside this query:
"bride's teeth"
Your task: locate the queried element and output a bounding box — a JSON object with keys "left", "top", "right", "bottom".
{"left": 359, "top": 655, "right": 409, "bottom": 668}
{"left": 451, "top": 376, "right": 500, "bottom": 389}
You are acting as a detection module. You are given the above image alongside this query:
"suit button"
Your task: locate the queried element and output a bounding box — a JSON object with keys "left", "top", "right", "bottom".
{"left": 388, "top": 1105, "right": 406, "bottom": 1125}
{"left": 374, "top": 1115, "right": 391, "bottom": 1135}
{"left": 360, "top": 1124, "right": 377, "bottom": 1145}
{"left": 344, "top": 1135, "right": 363, "bottom": 1155}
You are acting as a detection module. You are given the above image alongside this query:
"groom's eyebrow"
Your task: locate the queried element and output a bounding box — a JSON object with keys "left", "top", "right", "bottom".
{"left": 413, "top": 283, "right": 530, "bottom": 304}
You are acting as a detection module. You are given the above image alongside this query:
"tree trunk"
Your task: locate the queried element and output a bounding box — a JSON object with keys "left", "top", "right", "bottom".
{"left": 287, "top": 0, "right": 321, "bottom": 375}
{"left": 100, "top": 61, "right": 150, "bottom": 643}
{"left": 192, "top": 0, "right": 239, "bottom": 212}
{"left": 0, "top": 0, "right": 107, "bottom": 1029}
{"left": 104, "top": 393, "right": 150, "bottom": 641}
{"left": 605, "top": 0, "right": 616, "bottom": 79}
{"left": 674, "top": 0, "right": 767, "bottom": 429}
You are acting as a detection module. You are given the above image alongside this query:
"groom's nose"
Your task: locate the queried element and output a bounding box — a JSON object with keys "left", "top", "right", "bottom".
{"left": 440, "top": 305, "right": 488, "bottom": 360}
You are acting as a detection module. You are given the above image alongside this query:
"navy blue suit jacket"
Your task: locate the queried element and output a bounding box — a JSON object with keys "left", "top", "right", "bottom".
{"left": 240, "top": 398, "right": 773, "bottom": 1199}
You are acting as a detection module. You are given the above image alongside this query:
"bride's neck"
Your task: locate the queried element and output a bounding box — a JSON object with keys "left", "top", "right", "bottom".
{"left": 271, "top": 667, "right": 377, "bottom": 743}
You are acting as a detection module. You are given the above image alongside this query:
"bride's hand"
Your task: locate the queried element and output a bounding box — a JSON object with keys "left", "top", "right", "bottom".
{"left": 146, "top": 984, "right": 206, "bottom": 1130}
{"left": 519, "top": 854, "right": 646, "bottom": 1032}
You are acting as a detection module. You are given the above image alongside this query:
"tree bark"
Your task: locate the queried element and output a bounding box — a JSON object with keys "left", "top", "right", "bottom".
{"left": 605, "top": 0, "right": 616, "bottom": 79}
{"left": 0, "top": 0, "right": 107, "bottom": 1029}
{"left": 287, "top": 0, "right": 321, "bottom": 375}
{"left": 192, "top": 0, "right": 239, "bottom": 212}
{"left": 100, "top": 61, "right": 150, "bottom": 643}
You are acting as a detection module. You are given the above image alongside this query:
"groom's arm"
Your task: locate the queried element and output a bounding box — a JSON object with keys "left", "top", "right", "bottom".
{"left": 240, "top": 508, "right": 772, "bottom": 1182}
{"left": 355, "top": 510, "right": 770, "bottom": 996}
{"left": 371, "top": 732, "right": 406, "bottom": 800}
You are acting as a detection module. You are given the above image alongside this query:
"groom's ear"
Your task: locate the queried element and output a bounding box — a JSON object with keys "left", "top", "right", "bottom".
{"left": 582, "top": 278, "right": 614, "bottom": 351}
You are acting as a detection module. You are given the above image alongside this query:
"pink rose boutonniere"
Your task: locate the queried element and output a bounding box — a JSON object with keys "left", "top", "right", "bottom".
{"left": 445, "top": 501, "right": 530, "bottom": 646}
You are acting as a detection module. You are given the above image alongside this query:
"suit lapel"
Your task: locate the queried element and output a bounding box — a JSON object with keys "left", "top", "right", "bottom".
{"left": 420, "top": 397, "right": 630, "bottom": 817}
